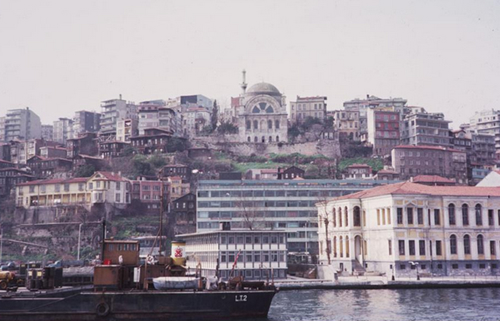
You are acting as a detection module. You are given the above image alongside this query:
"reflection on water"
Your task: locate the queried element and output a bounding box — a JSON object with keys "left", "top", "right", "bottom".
{"left": 266, "top": 288, "right": 500, "bottom": 321}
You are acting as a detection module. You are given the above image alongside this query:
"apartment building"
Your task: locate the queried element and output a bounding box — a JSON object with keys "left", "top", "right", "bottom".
{"left": 317, "top": 181, "right": 500, "bottom": 277}
{"left": 53, "top": 118, "right": 74, "bottom": 145}
{"left": 392, "top": 145, "right": 467, "bottom": 185}
{"left": 100, "top": 97, "right": 137, "bottom": 139}
{"left": 72, "top": 110, "right": 101, "bottom": 137}
{"left": 401, "top": 110, "right": 452, "bottom": 148}
{"left": 367, "top": 108, "right": 400, "bottom": 156}
{"left": 1, "top": 108, "right": 41, "bottom": 142}
{"left": 290, "top": 96, "right": 327, "bottom": 124}
{"left": 332, "top": 109, "right": 360, "bottom": 141}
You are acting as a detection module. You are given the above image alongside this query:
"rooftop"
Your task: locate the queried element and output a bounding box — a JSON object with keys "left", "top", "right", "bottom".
{"left": 332, "top": 181, "right": 500, "bottom": 201}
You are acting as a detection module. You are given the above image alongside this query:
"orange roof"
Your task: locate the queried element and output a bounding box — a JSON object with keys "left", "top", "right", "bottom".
{"left": 413, "top": 175, "right": 455, "bottom": 184}
{"left": 333, "top": 181, "right": 500, "bottom": 201}
{"left": 18, "top": 177, "right": 88, "bottom": 186}
{"left": 93, "top": 171, "right": 125, "bottom": 181}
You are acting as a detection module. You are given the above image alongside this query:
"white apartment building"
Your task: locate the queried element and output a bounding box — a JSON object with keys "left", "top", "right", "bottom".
{"left": 290, "top": 96, "right": 327, "bottom": 124}
{"left": 53, "top": 117, "right": 73, "bottom": 145}
{"left": 100, "top": 97, "right": 137, "bottom": 138}
{"left": 1, "top": 108, "right": 41, "bottom": 142}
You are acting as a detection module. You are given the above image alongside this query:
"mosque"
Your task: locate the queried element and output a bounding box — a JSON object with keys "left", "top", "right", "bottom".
{"left": 236, "top": 71, "right": 288, "bottom": 143}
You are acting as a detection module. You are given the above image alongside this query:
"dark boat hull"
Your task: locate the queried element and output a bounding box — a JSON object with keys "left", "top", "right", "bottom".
{"left": 0, "top": 287, "right": 277, "bottom": 321}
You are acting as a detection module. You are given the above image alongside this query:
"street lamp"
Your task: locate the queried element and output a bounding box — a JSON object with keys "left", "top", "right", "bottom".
{"left": 409, "top": 261, "right": 420, "bottom": 280}
{"left": 77, "top": 223, "right": 84, "bottom": 261}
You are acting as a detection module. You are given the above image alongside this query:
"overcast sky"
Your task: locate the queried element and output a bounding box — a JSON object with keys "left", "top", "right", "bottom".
{"left": 1, "top": 0, "right": 499, "bottom": 128}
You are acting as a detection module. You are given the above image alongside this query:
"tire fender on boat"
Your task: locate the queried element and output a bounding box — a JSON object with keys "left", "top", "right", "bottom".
{"left": 96, "top": 302, "right": 110, "bottom": 317}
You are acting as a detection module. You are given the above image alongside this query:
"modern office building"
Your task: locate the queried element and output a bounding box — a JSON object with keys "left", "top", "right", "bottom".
{"left": 196, "top": 179, "right": 400, "bottom": 254}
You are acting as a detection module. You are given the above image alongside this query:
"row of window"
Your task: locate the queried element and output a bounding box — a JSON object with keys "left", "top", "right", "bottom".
{"left": 219, "top": 269, "right": 286, "bottom": 279}
{"left": 247, "top": 136, "right": 280, "bottom": 143}
{"left": 246, "top": 120, "right": 280, "bottom": 130}
{"left": 396, "top": 237, "right": 498, "bottom": 257}
{"left": 199, "top": 200, "right": 317, "bottom": 208}
{"left": 220, "top": 251, "right": 286, "bottom": 264}
{"left": 198, "top": 210, "right": 317, "bottom": 219}
{"left": 220, "top": 234, "right": 285, "bottom": 245}
{"left": 198, "top": 189, "right": 346, "bottom": 198}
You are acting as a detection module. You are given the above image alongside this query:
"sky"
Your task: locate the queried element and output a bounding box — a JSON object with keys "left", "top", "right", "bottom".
{"left": 0, "top": 0, "right": 499, "bottom": 128}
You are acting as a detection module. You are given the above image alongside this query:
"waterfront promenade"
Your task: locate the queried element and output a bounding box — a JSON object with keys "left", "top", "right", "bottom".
{"left": 275, "top": 275, "right": 500, "bottom": 290}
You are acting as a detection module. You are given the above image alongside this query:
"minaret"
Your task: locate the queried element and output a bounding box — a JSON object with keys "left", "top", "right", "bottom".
{"left": 240, "top": 69, "right": 248, "bottom": 94}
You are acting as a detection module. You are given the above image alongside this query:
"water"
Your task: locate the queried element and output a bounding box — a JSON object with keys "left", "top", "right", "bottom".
{"left": 265, "top": 288, "right": 500, "bottom": 321}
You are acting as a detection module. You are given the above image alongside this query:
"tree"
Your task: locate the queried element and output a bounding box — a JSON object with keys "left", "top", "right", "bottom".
{"left": 74, "top": 164, "right": 95, "bottom": 177}
{"left": 149, "top": 153, "right": 167, "bottom": 169}
{"left": 211, "top": 100, "right": 218, "bottom": 132}
{"left": 316, "top": 198, "right": 332, "bottom": 265}
{"left": 166, "top": 137, "right": 189, "bottom": 153}
{"left": 132, "top": 155, "right": 154, "bottom": 176}
{"left": 217, "top": 121, "right": 238, "bottom": 135}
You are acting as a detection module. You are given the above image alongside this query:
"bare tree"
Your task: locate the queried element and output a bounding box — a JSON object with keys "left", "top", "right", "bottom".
{"left": 316, "top": 195, "right": 332, "bottom": 265}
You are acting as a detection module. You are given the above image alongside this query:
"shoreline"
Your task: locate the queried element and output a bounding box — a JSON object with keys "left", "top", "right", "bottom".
{"left": 275, "top": 276, "right": 500, "bottom": 290}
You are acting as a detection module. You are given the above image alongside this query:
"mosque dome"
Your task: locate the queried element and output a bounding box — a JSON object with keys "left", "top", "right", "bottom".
{"left": 246, "top": 82, "right": 281, "bottom": 96}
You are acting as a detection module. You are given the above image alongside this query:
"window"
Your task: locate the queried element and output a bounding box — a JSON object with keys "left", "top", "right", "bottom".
{"left": 450, "top": 235, "right": 457, "bottom": 254}
{"left": 452, "top": 264, "right": 459, "bottom": 269}
{"left": 397, "top": 208, "right": 403, "bottom": 224}
{"left": 465, "top": 263, "right": 472, "bottom": 269}
{"left": 491, "top": 241, "right": 496, "bottom": 256}
{"left": 398, "top": 240, "right": 405, "bottom": 255}
{"left": 463, "top": 235, "right": 471, "bottom": 255}
{"left": 64, "top": 184, "right": 70, "bottom": 192}
{"left": 477, "top": 235, "right": 484, "bottom": 255}
{"left": 417, "top": 208, "right": 423, "bottom": 225}
{"left": 448, "top": 204, "right": 456, "bottom": 225}
{"left": 419, "top": 240, "right": 425, "bottom": 256}
{"left": 488, "top": 210, "right": 494, "bottom": 226}
{"left": 115, "top": 193, "right": 120, "bottom": 202}
{"left": 344, "top": 207, "right": 348, "bottom": 227}
{"left": 462, "top": 204, "right": 469, "bottom": 226}
{"left": 434, "top": 209, "right": 440, "bottom": 225}
{"left": 436, "top": 241, "right": 442, "bottom": 256}
{"left": 353, "top": 206, "right": 361, "bottom": 226}
{"left": 475, "top": 204, "right": 482, "bottom": 226}
{"left": 409, "top": 240, "right": 415, "bottom": 255}
{"left": 388, "top": 240, "right": 392, "bottom": 255}
{"left": 407, "top": 207, "right": 413, "bottom": 225}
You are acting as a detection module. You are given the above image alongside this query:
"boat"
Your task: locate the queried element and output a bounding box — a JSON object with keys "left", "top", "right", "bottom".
{"left": 0, "top": 233, "right": 278, "bottom": 320}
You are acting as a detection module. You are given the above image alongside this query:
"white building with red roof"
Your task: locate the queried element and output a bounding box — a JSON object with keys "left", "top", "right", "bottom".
{"left": 317, "top": 181, "right": 500, "bottom": 278}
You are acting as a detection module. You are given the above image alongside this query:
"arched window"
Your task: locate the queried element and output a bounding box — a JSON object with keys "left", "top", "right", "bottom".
{"left": 253, "top": 120, "right": 258, "bottom": 129}
{"left": 338, "top": 207, "right": 342, "bottom": 227}
{"left": 276, "top": 135, "right": 279, "bottom": 142}
{"left": 269, "top": 136, "right": 272, "bottom": 142}
{"left": 463, "top": 235, "right": 471, "bottom": 255}
{"left": 450, "top": 234, "right": 457, "bottom": 254}
{"left": 261, "top": 136, "right": 265, "bottom": 143}
{"left": 333, "top": 236, "right": 337, "bottom": 257}
{"left": 353, "top": 206, "right": 361, "bottom": 226}
{"left": 475, "top": 204, "right": 482, "bottom": 226}
{"left": 254, "top": 136, "right": 258, "bottom": 142}
{"left": 275, "top": 120, "right": 280, "bottom": 129}
{"left": 339, "top": 236, "right": 344, "bottom": 257}
{"left": 246, "top": 120, "right": 251, "bottom": 130}
{"left": 344, "top": 206, "right": 349, "bottom": 227}
{"left": 477, "top": 235, "right": 484, "bottom": 255}
{"left": 247, "top": 136, "right": 251, "bottom": 142}
{"left": 346, "top": 236, "right": 350, "bottom": 258}
{"left": 448, "top": 204, "right": 456, "bottom": 225}
{"left": 332, "top": 208, "right": 336, "bottom": 227}
{"left": 268, "top": 120, "right": 273, "bottom": 129}
{"left": 462, "top": 204, "right": 469, "bottom": 226}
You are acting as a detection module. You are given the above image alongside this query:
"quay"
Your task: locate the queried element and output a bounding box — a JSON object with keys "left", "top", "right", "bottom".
{"left": 275, "top": 275, "right": 500, "bottom": 290}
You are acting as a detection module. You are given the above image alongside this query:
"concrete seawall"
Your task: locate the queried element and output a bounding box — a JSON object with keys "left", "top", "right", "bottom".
{"left": 275, "top": 276, "right": 500, "bottom": 290}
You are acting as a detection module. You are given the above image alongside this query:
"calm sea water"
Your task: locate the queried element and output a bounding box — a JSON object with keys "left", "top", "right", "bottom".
{"left": 264, "top": 288, "right": 500, "bottom": 321}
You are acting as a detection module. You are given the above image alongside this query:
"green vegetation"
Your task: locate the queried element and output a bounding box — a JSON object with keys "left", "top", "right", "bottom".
{"left": 74, "top": 164, "right": 95, "bottom": 178}
{"left": 217, "top": 121, "right": 238, "bottom": 135}
{"left": 131, "top": 153, "right": 168, "bottom": 177}
{"left": 166, "top": 137, "right": 190, "bottom": 153}
{"left": 339, "top": 157, "right": 384, "bottom": 172}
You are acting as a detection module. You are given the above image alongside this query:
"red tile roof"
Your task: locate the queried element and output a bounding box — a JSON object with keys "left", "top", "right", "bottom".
{"left": 413, "top": 175, "right": 455, "bottom": 184}
{"left": 347, "top": 163, "right": 371, "bottom": 168}
{"left": 18, "top": 177, "right": 88, "bottom": 186}
{"left": 92, "top": 171, "right": 125, "bottom": 181}
{"left": 332, "top": 181, "right": 500, "bottom": 201}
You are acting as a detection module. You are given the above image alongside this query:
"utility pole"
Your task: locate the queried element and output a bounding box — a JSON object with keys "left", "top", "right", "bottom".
{"left": 77, "top": 223, "right": 84, "bottom": 261}
{"left": 0, "top": 225, "right": 3, "bottom": 264}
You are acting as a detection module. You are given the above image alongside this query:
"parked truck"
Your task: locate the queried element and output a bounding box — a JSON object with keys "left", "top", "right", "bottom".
{"left": 0, "top": 271, "right": 21, "bottom": 290}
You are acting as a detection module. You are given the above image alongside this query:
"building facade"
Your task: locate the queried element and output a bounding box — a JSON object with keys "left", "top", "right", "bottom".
{"left": 53, "top": 117, "right": 74, "bottom": 145}
{"left": 332, "top": 109, "right": 360, "bottom": 141}
{"left": 72, "top": 110, "right": 101, "bottom": 137}
{"left": 100, "top": 97, "right": 137, "bottom": 139}
{"left": 367, "top": 108, "right": 400, "bottom": 156}
{"left": 317, "top": 181, "right": 500, "bottom": 277}
{"left": 178, "top": 229, "right": 288, "bottom": 280}
{"left": 401, "top": 110, "right": 452, "bottom": 147}
{"left": 289, "top": 96, "right": 327, "bottom": 124}
{"left": 196, "top": 179, "right": 400, "bottom": 254}
{"left": 1, "top": 108, "right": 42, "bottom": 142}
{"left": 41, "top": 125, "right": 54, "bottom": 142}
{"left": 392, "top": 145, "right": 468, "bottom": 185}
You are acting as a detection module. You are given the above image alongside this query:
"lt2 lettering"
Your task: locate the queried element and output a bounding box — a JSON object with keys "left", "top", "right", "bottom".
{"left": 235, "top": 294, "right": 247, "bottom": 302}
